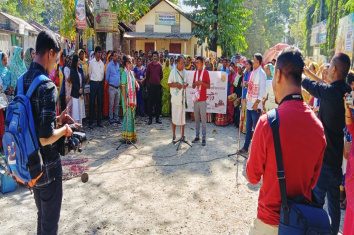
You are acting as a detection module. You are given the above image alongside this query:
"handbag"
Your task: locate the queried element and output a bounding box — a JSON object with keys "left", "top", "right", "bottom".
{"left": 267, "top": 109, "right": 331, "bottom": 235}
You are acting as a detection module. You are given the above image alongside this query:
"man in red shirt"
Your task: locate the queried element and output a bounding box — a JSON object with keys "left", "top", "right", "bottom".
{"left": 192, "top": 56, "right": 210, "bottom": 146}
{"left": 146, "top": 51, "right": 163, "bottom": 125}
{"left": 246, "top": 46, "right": 327, "bottom": 234}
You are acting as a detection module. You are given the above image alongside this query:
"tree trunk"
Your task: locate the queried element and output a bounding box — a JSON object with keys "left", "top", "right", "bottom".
{"left": 210, "top": 0, "right": 218, "bottom": 52}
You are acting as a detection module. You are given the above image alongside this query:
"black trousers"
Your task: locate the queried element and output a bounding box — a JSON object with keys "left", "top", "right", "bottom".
{"left": 33, "top": 177, "right": 63, "bottom": 235}
{"left": 148, "top": 84, "right": 162, "bottom": 120}
{"left": 89, "top": 80, "right": 103, "bottom": 126}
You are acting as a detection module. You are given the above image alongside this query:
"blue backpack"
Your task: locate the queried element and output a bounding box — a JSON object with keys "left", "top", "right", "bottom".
{"left": 3, "top": 74, "right": 50, "bottom": 188}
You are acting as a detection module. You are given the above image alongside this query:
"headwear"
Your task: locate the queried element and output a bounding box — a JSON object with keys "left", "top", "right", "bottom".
{"left": 164, "top": 58, "right": 170, "bottom": 68}
{"left": 78, "top": 49, "right": 87, "bottom": 62}
{"left": 24, "top": 48, "right": 33, "bottom": 69}
{"left": 185, "top": 55, "right": 192, "bottom": 70}
{"left": 90, "top": 51, "right": 94, "bottom": 60}
{"left": 266, "top": 64, "right": 274, "bottom": 80}
{"left": 10, "top": 47, "right": 27, "bottom": 88}
{"left": 0, "top": 52, "right": 10, "bottom": 78}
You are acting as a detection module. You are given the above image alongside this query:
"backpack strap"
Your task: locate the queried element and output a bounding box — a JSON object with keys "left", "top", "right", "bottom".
{"left": 25, "top": 75, "right": 50, "bottom": 98}
{"left": 17, "top": 75, "right": 24, "bottom": 95}
{"left": 267, "top": 109, "right": 290, "bottom": 226}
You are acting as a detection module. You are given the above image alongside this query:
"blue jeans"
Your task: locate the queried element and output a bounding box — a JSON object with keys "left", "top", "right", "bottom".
{"left": 242, "top": 109, "right": 261, "bottom": 151}
{"left": 89, "top": 81, "right": 103, "bottom": 126}
{"left": 313, "top": 162, "right": 342, "bottom": 235}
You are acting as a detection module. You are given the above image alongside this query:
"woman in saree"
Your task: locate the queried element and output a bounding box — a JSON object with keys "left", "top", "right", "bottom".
{"left": 161, "top": 58, "right": 172, "bottom": 117}
{"left": 10, "top": 46, "right": 27, "bottom": 91}
{"left": 133, "top": 57, "right": 146, "bottom": 117}
{"left": 343, "top": 92, "right": 354, "bottom": 235}
{"left": 121, "top": 55, "right": 140, "bottom": 143}
{"left": 103, "top": 53, "right": 112, "bottom": 119}
{"left": 24, "top": 48, "right": 35, "bottom": 69}
{"left": 264, "top": 63, "right": 274, "bottom": 80}
{"left": 0, "top": 52, "right": 9, "bottom": 96}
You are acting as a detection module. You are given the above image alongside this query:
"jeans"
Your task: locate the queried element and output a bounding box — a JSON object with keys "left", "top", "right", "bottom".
{"left": 33, "top": 177, "right": 63, "bottom": 235}
{"left": 108, "top": 86, "right": 120, "bottom": 122}
{"left": 243, "top": 109, "right": 261, "bottom": 151}
{"left": 89, "top": 81, "right": 103, "bottom": 126}
{"left": 194, "top": 101, "right": 207, "bottom": 140}
{"left": 313, "top": 162, "right": 342, "bottom": 235}
{"left": 148, "top": 84, "right": 161, "bottom": 120}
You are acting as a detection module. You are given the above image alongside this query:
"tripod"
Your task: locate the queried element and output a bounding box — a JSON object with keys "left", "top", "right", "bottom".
{"left": 116, "top": 106, "right": 138, "bottom": 150}
{"left": 227, "top": 76, "right": 247, "bottom": 186}
{"left": 174, "top": 70, "right": 192, "bottom": 151}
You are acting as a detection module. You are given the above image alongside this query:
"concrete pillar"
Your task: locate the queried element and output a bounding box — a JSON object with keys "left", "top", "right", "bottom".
{"left": 154, "top": 40, "right": 157, "bottom": 51}
{"left": 184, "top": 41, "right": 187, "bottom": 55}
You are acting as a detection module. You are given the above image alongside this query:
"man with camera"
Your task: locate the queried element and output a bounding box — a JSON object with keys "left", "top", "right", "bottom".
{"left": 247, "top": 47, "right": 326, "bottom": 234}
{"left": 302, "top": 53, "right": 351, "bottom": 235}
{"left": 20, "top": 30, "right": 74, "bottom": 235}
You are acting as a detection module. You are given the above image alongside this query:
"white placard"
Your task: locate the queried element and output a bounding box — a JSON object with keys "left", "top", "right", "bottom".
{"left": 184, "top": 71, "right": 227, "bottom": 114}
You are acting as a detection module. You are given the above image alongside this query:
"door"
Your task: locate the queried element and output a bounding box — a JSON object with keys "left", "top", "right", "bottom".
{"left": 145, "top": 43, "right": 154, "bottom": 53}
{"left": 170, "top": 43, "right": 181, "bottom": 54}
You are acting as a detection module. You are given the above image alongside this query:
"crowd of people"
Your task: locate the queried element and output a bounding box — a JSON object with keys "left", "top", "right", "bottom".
{"left": 1, "top": 30, "right": 354, "bottom": 235}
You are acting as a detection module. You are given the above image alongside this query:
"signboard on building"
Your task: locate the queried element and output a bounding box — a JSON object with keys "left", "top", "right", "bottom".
{"left": 155, "top": 12, "right": 179, "bottom": 26}
{"left": 94, "top": 9, "right": 118, "bottom": 33}
{"left": 185, "top": 71, "right": 227, "bottom": 114}
{"left": 93, "top": 0, "right": 109, "bottom": 10}
{"left": 335, "top": 13, "right": 354, "bottom": 59}
{"left": 75, "top": 0, "right": 86, "bottom": 29}
{"left": 310, "top": 20, "right": 327, "bottom": 46}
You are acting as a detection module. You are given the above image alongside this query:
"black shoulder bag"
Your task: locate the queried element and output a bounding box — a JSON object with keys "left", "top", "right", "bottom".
{"left": 267, "top": 109, "right": 331, "bottom": 235}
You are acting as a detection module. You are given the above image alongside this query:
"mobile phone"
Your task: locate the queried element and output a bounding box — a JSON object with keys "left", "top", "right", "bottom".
{"left": 347, "top": 93, "right": 353, "bottom": 106}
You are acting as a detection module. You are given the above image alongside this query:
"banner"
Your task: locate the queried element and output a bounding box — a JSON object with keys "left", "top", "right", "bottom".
{"left": 310, "top": 20, "right": 327, "bottom": 46}
{"left": 184, "top": 71, "right": 228, "bottom": 114}
{"left": 75, "top": 0, "right": 86, "bottom": 29}
{"left": 335, "top": 13, "right": 354, "bottom": 58}
{"left": 155, "top": 12, "right": 179, "bottom": 26}
{"left": 94, "top": 9, "right": 118, "bottom": 33}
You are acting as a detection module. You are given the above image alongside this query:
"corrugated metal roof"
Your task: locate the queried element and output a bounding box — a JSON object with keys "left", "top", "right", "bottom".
{"left": 0, "top": 12, "right": 38, "bottom": 33}
{"left": 124, "top": 32, "right": 193, "bottom": 40}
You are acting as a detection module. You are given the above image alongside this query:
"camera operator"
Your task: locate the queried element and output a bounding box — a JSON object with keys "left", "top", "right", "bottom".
{"left": 19, "top": 30, "right": 74, "bottom": 235}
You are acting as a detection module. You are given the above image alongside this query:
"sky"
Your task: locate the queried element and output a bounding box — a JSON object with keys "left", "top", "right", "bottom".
{"left": 178, "top": 0, "right": 195, "bottom": 13}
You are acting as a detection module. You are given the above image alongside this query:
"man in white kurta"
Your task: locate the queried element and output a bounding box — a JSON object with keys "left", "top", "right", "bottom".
{"left": 168, "top": 56, "right": 189, "bottom": 143}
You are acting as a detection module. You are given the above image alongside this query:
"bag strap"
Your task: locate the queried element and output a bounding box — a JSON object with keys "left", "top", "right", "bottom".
{"left": 267, "top": 109, "right": 290, "bottom": 226}
{"left": 25, "top": 75, "right": 50, "bottom": 98}
{"left": 17, "top": 75, "right": 24, "bottom": 95}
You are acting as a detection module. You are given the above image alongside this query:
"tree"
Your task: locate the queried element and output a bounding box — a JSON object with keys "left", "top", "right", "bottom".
{"left": 184, "top": 0, "right": 251, "bottom": 57}
{"left": 0, "top": 0, "right": 44, "bottom": 23}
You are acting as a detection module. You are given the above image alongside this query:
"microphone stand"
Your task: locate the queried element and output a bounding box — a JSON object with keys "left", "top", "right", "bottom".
{"left": 174, "top": 70, "right": 192, "bottom": 151}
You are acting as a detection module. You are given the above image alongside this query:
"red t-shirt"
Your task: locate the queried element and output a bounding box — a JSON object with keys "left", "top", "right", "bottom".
{"left": 193, "top": 69, "right": 210, "bottom": 102}
{"left": 246, "top": 100, "right": 326, "bottom": 225}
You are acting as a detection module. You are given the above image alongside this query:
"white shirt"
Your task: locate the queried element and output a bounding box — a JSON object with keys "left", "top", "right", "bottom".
{"left": 246, "top": 67, "right": 267, "bottom": 110}
{"left": 89, "top": 59, "right": 104, "bottom": 82}
{"left": 168, "top": 68, "right": 186, "bottom": 105}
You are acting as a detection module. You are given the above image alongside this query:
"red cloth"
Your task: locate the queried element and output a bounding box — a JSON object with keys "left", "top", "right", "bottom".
{"left": 146, "top": 62, "right": 163, "bottom": 85}
{"left": 344, "top": 122, "right": 354, "bottom": 235}
{"left": 193, "top": 69, "right": 210, "bottom": 102}
{"left": 246, "top": 100, "right": 326, "bottom": 226}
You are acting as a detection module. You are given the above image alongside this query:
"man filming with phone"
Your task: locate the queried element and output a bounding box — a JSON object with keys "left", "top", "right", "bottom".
{"left": 19, "top": 30, "right": 75, "bottom": 235}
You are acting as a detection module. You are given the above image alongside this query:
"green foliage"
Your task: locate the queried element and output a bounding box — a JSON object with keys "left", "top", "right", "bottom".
{"left": 0, "top": 0, "right": 45, "bottom": 23}
{"left": 184, "top": 0, "right": 251, "bottom": 57}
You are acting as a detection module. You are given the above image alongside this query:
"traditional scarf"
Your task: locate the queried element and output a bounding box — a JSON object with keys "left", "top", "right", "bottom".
{"left": 185, "top": 56, "right": 192, "bottom": 70}
{"left": 125, "top": 67, "right": 136, "bottom": 107}
{"left": 246, "top": 66, "right": 263, "bottom": 104}
{"left": 233, "top": 73, "right": 241, "bottom": 87}
{"left": 24, "top": 48, "right": 33, "bottom": 69}
{"left": 8, "top": 46, "right": 16, "bottom": 66}
{"left": 266, "top": 64, "right": 274, "bottom": 80}
{"left": 173, "top": 67, "right": 188, "bottom": 108}
{"left": 0, "top": 52, "right": 9, "bottom": 87}
{"left": 10, "top": 47, "right": 27, "bottom": 89}
{"left": 193, "top": 68, "right": 204, "bottom": 102}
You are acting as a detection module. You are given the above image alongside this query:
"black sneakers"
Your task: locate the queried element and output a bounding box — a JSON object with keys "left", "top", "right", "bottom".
{"left": 192, "top": 137, "right": 200, "bottom": 143}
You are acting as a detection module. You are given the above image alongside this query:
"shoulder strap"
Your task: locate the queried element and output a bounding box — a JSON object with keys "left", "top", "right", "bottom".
{"left": 17, "top": 75, "right": 24, "bottom": 95}
{"left": 26, "top": 75, "right": 50, "bottom": 98}
{"left": 267, "top": 109, "right": 290, "bottom": 226}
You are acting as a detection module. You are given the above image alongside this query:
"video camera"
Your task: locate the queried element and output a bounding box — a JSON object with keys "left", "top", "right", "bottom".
{"left": 58, "top": 124, "right": 87, "bottom": 156}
